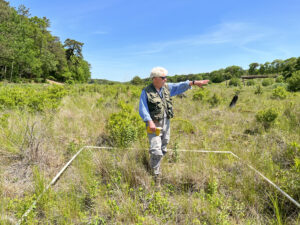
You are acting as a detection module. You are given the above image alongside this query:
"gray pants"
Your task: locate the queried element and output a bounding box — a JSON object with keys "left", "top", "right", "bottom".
{"left": 148, "top": 117, "right": 170, "bottom": 175}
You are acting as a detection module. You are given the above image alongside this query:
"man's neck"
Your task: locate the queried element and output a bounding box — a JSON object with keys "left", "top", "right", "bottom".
{"left": 153, "top": 83, "right": 163, "bottom": 91}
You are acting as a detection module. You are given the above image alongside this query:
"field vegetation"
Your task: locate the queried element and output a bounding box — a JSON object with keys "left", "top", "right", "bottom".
{"left": 0, "top": 78, "right": 299, "bottom": 224}
{"left": 1, "top": 1, "right": 300, "bottom": 224}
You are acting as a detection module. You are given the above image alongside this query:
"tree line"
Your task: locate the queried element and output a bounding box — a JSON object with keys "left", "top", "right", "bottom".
{"left": 131, "top": 57, "right": 300, "bottom": 85}
{"left": 0, "top": 0, "right": 91, "bottom": 83}
{"left": 1, "top": 1, "right": 299, "bottom": 86}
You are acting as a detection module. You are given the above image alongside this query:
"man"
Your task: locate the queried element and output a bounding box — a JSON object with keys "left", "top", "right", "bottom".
{"left": 139, "top": 67, "right": 209, "bottom": 186}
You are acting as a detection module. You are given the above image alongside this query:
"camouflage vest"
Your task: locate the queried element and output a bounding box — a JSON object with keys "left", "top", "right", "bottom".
{"left": 144, "top": 83, "right": 174, "bottom": 120}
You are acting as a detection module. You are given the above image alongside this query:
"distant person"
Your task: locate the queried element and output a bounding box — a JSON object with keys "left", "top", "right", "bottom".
{"left": 139, "top": 67, "right": 209, "bottom": 187}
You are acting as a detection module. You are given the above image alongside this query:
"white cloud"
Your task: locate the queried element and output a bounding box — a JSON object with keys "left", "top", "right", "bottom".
{"left": 126, "top": 22, "right": 275, "bottom": 56}
{"left": 239, "top": 46, "right": 270, "bottom": 56}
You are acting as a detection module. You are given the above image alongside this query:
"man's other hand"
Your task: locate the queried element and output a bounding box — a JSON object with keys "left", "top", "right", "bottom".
{"left": 148, "top": 120, "right": 156, "bottom": 132}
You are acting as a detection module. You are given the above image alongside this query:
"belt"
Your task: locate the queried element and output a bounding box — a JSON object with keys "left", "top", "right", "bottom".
{"left": 153, "top": 117, "right": 168, "bottom": 123}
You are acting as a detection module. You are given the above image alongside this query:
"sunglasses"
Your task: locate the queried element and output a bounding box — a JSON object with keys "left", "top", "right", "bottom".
{"left": 160, "top": 76, "right": 167, "bottom": 80}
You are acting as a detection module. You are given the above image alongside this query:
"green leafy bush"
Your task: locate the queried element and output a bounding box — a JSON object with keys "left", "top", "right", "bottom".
{"left": 192, "top": 89, "right": 210, "bottom": 101}
{"left": 107, "top": 102, "right": 145, "bottom": 147}
{"left": 255, "top": 108, "right": 278, "bottom": 129}
{"left": 66, "top": 79, "right": 75, "bottom": 85}
{"left": 130, "top": 76, "right": 143, "bottom": 85}
{"left": 146, "top": 192, "right": 174, "bottom": 218}
{"left": 205, "top": 177, "right": 218, "bottom": 196}
{"left": 229, "top": 78, "right": 241, "bottom": 86}
{"left": 254, "top": 85, "right": 263, "bottom": 95}
{"left": 96, "top": 97, "right": 105, "bottom": 107}
{"left": 34, "top": 78, "right": 45, "bottom": 83}
{"left": 287, "top": 70, "right": 300, "bottom": 92}
{"left": 0, "top": 113, "right": 9, "bottom": 128}
{"left": 271, "top": 86, "right": 288, "bottom": 99}
{"left": 246, "top": 80, "right": 255, "bottom": 86}
{"left": 284, "top": 142, "right": 300, "bottom": 169}
{"left": 0, "top": 85, "right": 67, "bottom": 112}
{"left": 208, "top": 93, "right": 222, "bottom": 107}
{"left": 48, "top": 76, "right": 56, "bottom": 81}
{"left": 127, "top": 85, "right": 142, "bottom": 100}
{"left": 262, "top": 78, "right": 274, "bottom": 86}
{"left": 295, "top": 157, "right": 300, "bottom": 173}
{"left": 275, "top": 75, "right": 284, "bottom": 83}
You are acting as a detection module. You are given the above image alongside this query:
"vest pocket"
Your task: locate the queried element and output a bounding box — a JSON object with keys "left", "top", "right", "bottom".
{"left": 148, "top": 98, "right": 162, "bottom": 109}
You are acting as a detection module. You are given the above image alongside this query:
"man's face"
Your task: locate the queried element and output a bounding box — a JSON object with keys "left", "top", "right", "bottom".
{"left": 153, "top": 76, "right": 167, "bottom": 89}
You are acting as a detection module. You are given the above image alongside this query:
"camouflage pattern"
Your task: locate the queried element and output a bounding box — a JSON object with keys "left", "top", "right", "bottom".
{"left": 144, "top": 83, "right": 173, "bottom": 120}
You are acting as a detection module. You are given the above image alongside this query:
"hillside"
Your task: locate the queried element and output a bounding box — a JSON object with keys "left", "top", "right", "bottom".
{"left": 0, "top": 80, "right": 299, "bottom": 224}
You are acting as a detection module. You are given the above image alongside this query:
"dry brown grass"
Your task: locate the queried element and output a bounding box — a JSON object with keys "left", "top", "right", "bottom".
{"left": 46, "top": 79, "right": 64, "bottom": 85}
{"left": 0, "top": 83, "right": 299, "bottom": 224}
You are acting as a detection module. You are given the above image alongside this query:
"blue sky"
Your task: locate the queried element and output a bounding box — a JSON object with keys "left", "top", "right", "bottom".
{"left": 8, "top": 0, "right": 300, "bottom": 81}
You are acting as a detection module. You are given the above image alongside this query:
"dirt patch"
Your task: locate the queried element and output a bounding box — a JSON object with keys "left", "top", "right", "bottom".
{"left": 46, "top": 79, "right": 64, "bottom": 85}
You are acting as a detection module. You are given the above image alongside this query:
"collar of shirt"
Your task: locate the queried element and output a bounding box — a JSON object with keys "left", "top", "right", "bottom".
{"left": 157, "top": 87, "right": 164, "bottom": 98}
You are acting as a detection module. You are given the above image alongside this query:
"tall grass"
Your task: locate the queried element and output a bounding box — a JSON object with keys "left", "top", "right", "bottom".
{"left": 0, "top": 82, "right": 299, "bottom": 224}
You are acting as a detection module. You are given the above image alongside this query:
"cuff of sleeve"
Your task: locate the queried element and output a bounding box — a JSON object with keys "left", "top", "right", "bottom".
{"left": 186, "top": 80, "right": 192, "bottom": 89}
{"left": 144, "top": 117, "right": 152, "bottom": 122}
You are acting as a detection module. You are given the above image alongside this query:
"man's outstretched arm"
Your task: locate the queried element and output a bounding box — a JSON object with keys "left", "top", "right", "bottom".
{"left": 168, "top": 80, "right": 210, "bottom": 97}
{"left": 189, "top": 80, "right": 210, "bottom": 88}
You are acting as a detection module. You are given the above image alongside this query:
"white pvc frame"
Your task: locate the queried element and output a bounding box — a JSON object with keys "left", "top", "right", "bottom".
{"left": 16, "top": 146, "right": 300, "bottom": 225}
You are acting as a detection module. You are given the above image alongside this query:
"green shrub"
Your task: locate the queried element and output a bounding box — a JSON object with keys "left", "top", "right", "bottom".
{"left": 246, "top": 80, "right": 255, "bottom": 86}
{"left": 287, "top": 70, "right": 300, "bottom": 92}
{"left": 192, "top": 89, "right": 210, "bottom": 101}
{"left": 146, "top": 192, "right": 174, "bottom": 218}
{"left": 128, "top": 86, "right": 141, "bottom": 100}
{"left": 275, "top": 75, "right": 284, "bottom": 83}
{"left": 254, "top": 85, "right": 263, "bottom": 95}
{"left": 0, "top": 85, "right": 67, "bottom": 112}
{"left": 205, "top": 177, "right": 218, "bottom": 196}
{"left": 256, "top": 108, "right": 278, "bottom": 129}
{"left": 96, "top": 97, "right": 104, "bottom": 107}
{"left": 66, "top": 79, "right": 75, "bottom": 85}
{"left": 0, "top": 113, "right": 9, "bottom": 128}
{"left": 295, "top": 157, "right": 300, "bottom": 173}
{"left": 271, "top": 86, "right": 288, "bottom": 99}
{"left": 284, "top": 142, "right": 300, "bottom": 169}
{"left": 34, "top": 78, "right": 44, "bottom": 83}
{"left": 229, "top": 78, "right": 241, "bottom": 86}
{"left": 130, "top": 76, "right": 143, "bottom": 85}
{"left": 48, "top": 76, "right": 56, "bottom": 81}
{"left": 6, "top": 194, "right": 38, "bottom": 223}
{"left": 262, "top": 78, "right": 274, "bottom": 86}
{"left": 107, "top": 102, "right": 145, "bottom": 147}
{"left": 208, "top": 93, "right": 222, "bottom": 107}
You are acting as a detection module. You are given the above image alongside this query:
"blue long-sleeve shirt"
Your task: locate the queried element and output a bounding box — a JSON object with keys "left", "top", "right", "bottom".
{"left": 139, "top": 80, "right": 191, "bottom": 122}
